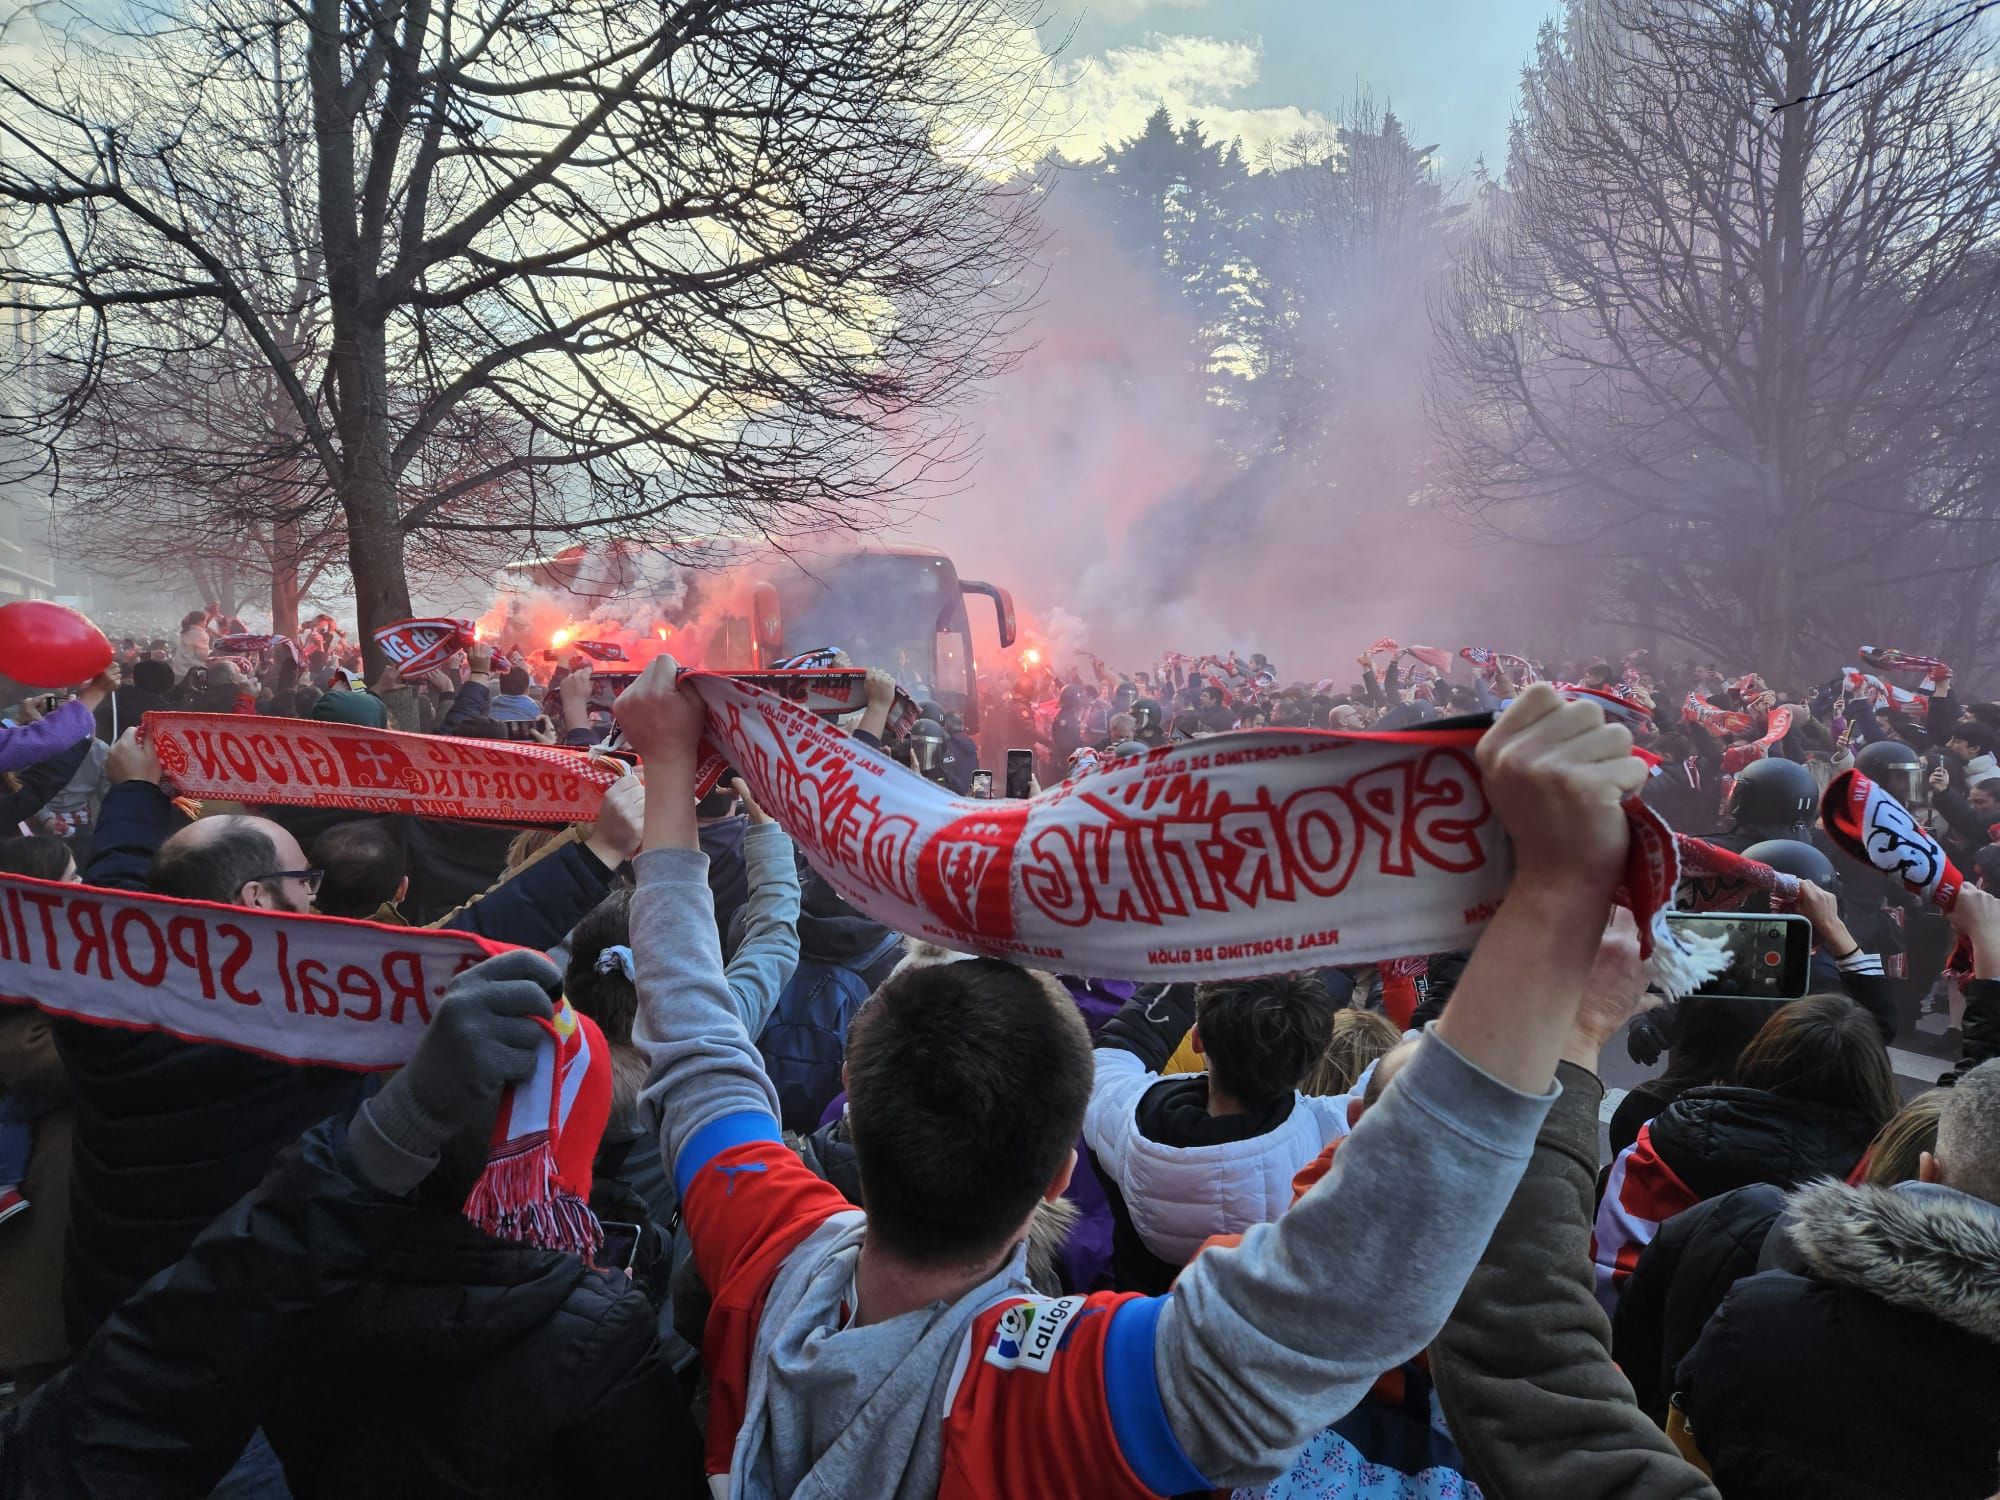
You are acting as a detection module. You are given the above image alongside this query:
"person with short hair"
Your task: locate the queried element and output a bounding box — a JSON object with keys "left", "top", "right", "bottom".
{"left": 615, "top": 661, "right": 1647, "bottom": 1498}
{"left": 55, "top": 732, "right": 649, "bottom": 1352}
{"left": 1083, "top": 972, "right": 1345, "bottom": 1291}
{"left": 489, "top": 664, "right": 543, "bottom": 723}
{"left": 1948, "top": 719, "right": 2000, "bottom": 788}
{"left": 307, "top": 820, "right": 409, "bottom": 921}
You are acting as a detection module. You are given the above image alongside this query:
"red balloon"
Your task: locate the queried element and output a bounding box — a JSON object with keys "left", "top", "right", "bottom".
{"left": 0, "top": 600, "right": 114, "bottom": 688}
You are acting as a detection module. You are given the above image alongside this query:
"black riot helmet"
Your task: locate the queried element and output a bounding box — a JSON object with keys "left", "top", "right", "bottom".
{"left": 1741, "top": 838, "right": 1838, "bottom": 896}
{"left": 1726, "top": 757, "right": 1819, "bottom": 835}
{"left": 1856, "top": 738, "right": 1924, "bottom": 809}
{"left": 907, "top": 718, "right": 946, "bottom": 776}
{"left": 1131, "top": 697, "right": 1165, "bottom": 739}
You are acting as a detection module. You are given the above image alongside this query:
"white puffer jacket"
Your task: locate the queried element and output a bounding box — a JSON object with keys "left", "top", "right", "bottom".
{"left": 1082, "top": 1049, "right": 1351, "bottom": 1267}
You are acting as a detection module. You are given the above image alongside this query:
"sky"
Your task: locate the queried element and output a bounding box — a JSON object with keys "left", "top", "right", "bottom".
{"left": 1034, "top": 0, "right": 1561, "bottom": 174}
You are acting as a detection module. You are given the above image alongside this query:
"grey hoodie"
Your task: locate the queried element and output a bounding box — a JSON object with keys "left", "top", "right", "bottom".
{"left": 632, "top": 846, "right": 1558, "bottom": 1497}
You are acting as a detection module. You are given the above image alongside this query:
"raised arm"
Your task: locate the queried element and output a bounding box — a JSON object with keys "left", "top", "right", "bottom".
{"left": 720, "top": 778, "right": 802, "bottom": 1038}
{"left": 1149, "top": 684, "right": 1649, "bottom": 1489}
{"left": 0, "top": 676, "right": 112, "bottom": 775}
{"left": 615, "top": 659, "right": 783, "bottom": 1192}
{"left": 1431, "top": 916, "right": 1721, "bottom": 1500}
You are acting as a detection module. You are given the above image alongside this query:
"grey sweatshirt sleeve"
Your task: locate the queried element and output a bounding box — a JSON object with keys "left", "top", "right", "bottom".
{"left": 721, "top": 822, "right": 802, "bottom": 1038}
{"left": 1152, "top": 1027, "right": 1557, "bottom": 1488}
{"left": 630, "top": 847, "right": 783, "bottom": 1189}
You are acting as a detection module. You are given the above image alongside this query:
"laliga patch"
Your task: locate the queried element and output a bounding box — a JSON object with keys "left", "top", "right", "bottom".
{"left": 983, "top": 1295, "right": 1084, "bottom": 1373}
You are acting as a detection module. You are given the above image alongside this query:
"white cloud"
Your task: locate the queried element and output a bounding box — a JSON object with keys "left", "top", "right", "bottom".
{"left": 1042, "top": 33, "right": 1330, "bottom": 164}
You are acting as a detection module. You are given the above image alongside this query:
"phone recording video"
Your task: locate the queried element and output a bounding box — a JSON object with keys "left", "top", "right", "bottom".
{"left": 1663, "top": 912, "right": 1813, "bottom": 1001}
{"left": 969, "top": 769, "right": 994, "bottom": 799}
{"left": 1004, "top": 748, "right": 1034, "bottom": 800}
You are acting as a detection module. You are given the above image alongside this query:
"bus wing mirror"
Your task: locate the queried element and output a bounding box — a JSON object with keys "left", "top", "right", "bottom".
{"left": 960, "top": 580, "right": 1016, "bottom": 649}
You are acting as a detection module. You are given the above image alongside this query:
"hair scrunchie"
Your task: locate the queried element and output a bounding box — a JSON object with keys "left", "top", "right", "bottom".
{"left": 594, "top": 944, "right": 635, "bottom": 981}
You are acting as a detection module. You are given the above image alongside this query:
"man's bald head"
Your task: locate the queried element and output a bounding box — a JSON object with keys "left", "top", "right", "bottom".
{"left": 149, "top": 815, "right": 314, "bottom": 912}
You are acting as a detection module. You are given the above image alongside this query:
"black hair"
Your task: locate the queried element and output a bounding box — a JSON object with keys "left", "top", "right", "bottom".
{"left": 1951, "top": 720, "right": 1998, "bottom": 756}
{"left": 307, "top": 820, "right": 406, "bottom": 919}
{"left": 694, "top": 787, "right": 738, "bottom": 819}
{"left": 500, "top": 665, "right": 533, "bottom": 696}
{"left": 147, "top": 819, "right": 280, "bottom": 904}
{"left": 1194, "top": 973, "right": 1336, "bottom": 1108}
{"left": 844, "top": 959, "right": 1091, "bottom": 1263}
{"left": 564, "top": 888, "right": 637, "bottom": 1044}
{"left": 0, "top": 833, "right": 72, "bottom": 881}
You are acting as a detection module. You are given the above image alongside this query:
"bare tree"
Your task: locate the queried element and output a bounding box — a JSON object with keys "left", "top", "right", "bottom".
{"left": 1431, "top": 0, "right": 2000, "bottom": 679}
{"left": 1, "top": 0, "right": 1042, "bottom": 667}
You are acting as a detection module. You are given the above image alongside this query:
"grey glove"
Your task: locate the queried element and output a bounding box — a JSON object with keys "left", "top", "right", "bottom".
{"left": 350, "top": 948, "right": 561, "bottom": 1193}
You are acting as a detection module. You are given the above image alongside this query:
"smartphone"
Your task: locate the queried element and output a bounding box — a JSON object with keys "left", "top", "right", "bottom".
{"left": 38, "top": 695, "right": 59, "bottom": 715}
{"left": 1663, "top": 913, "right": 1814, "bottom": 1001}
{"left": 970, "top": 769, "right": 994, "bottom": 799}
{"left": 1005, "top": 748, "right": 1034, "bottom": 800}
{"left": 598, "top": 1220, "right": 643, "bottom": 1274}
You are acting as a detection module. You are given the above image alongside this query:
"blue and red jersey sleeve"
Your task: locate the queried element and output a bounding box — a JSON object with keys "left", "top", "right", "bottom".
{"left": 936, "top": 1291, "right": 1210, "bottom": 1499}
{"left": 676, "top": 1113, "right": 854, "bottom": 1479}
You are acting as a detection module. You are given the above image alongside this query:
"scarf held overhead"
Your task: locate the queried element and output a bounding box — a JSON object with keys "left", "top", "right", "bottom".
{"left": 0, "top": 872, "right": 609, "bottom": 1256}
{"left": 684, "top": 674, "right": 1724, "bottom": 991}
{"left": 144, "top": 713, "right": 623, "bottom": 824}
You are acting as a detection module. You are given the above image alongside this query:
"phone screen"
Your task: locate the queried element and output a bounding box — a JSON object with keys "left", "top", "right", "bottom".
{"left": 1663, "top": 913, "right": 1814, "bottom": 1001}
{"left": 598, "top": 1220, "right": 643, "bottom": 1273}
{"left": 1005, "top": 748, "right": 1034, "bottom": 799}
{"left": 970, "top": 769, "right": 993, "bottom": 799}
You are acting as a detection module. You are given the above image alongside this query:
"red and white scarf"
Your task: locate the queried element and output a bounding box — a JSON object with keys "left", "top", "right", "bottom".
{"left": 1558, "top": 684, "right": 1656, "bottom": 734}
{"left": 0, "top": 874, "right": 607, "bottom": 1256}
{"left": 462, "top": 998, "right": 610, "bottom": 1259}
{"left": 1460, "top": 646, "right": 1537, "bottom": 685}
{"left": 144, "top": 713, "right": 624, "bottom": 825}
{"left": 1821, "top": 769, "right": 1963, "bottom": 913}
{"left": 373, "top": 617, "right": 475, "bottom": 677}
{"left": 1721, "top": 706, "right": 1793, "bottom": 775}
{"left": 1675, "top": 836, "right": 1802, "bottom": 913}
{"left": 683, "top": 674, "right": 1726, "bottom": 995}
{"left": 1684, "top": 693, "right": 1754, "bottom": 740}
{"left": 1860, "top": 646, "right": 1953, "bottom": 693}
{"left": 140, "top": 670, "right": 919, "bottom": 822}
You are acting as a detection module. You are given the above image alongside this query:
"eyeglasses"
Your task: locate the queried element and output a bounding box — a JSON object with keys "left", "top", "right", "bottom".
{"left": 259, "top": 867, "right": 325, "bottom": 894}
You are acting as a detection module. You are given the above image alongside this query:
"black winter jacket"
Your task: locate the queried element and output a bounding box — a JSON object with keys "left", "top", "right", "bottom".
{"left": 58, "top": 782, "right": 618, "bottom": 1340}
{"left": 1613, "top": 1181, "right": 1786, "bottom": 1422}
{"left": 1641, "top": 1084, "right": 1880, "bottom": 1205}
{"left": 1679, "top": 1180, "right": 2000, "bottom": 1500}
{"left": 0, "top": 1118, "right": 702, "bottom": 1499}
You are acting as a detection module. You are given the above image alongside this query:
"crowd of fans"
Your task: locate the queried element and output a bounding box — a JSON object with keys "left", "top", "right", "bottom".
{"left": 0, "top": 616, "right": 1993, "bottom": 1500}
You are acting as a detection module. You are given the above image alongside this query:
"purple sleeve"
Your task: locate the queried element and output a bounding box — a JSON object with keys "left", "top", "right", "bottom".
{"left": 0, "top": 697, "right": 94, "bottom": 774}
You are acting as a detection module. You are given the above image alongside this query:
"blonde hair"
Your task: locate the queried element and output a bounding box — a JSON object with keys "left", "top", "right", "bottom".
{"left": 1861, "top": 1089, "right": 1946, "bottom": 1188}
{"left": 505, "top": 826, "right": 562, "bottom": 873}
{"left": 1302, "top": 1007, "right": 1403, "bottom": 1098}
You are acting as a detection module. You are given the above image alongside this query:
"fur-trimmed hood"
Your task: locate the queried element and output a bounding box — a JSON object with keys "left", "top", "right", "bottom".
{"left": 1785, "top": 1179, "right": 2000, "bottom": 1344}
